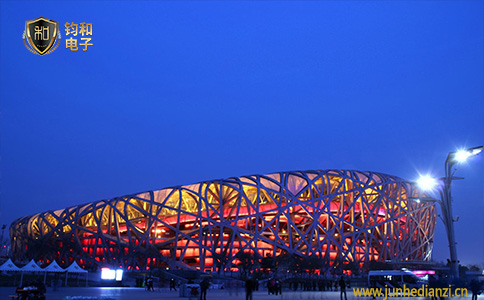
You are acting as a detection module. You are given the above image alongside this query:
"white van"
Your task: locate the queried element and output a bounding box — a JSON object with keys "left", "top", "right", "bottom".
{"left": 368, "top": 270, "right": 427, "bottom": 289}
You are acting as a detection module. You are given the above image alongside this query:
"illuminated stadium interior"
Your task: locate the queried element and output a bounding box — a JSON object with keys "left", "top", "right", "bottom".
{"left": 10, "top": 170, "right": 436, "bottom": 272}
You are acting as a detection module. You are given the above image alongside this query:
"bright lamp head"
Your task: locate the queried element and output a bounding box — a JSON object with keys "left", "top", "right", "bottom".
{"left": 452, "top": 146, "right": 483, "bottom": 163}
{"left": 417, "top": 175, "right": 439, "bottom": 191}
{"left": 454, "top": 150, "right": 472, "bottom": 163}
{"left": 471, "top": 146, "right": 483, "bottom": 155}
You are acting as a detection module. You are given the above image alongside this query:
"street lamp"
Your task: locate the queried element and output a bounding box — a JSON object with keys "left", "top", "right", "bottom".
{"left": 416, "top": 146, "right": 483, "bottom": 281}
{"left": 0, "top": 225, "right": 5, "bottom": 256}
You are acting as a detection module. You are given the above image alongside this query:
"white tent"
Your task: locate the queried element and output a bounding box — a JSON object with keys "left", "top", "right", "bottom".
{"left": 0, "top": 259, "right": 22, "bottom": 287}
{"left": 19, "top": 259, "right": 43, "bottom": 286}
{"left": 0, "top": 259, "right": 21, "bottom": 271}
{"left": 64, "top": 261, "right": 88, "bottom": 286}
{"left": 43, "top": 260, "right": 65, "bottom": 272}
{"left": 65, "top": 261, "right": 87, "bottom": 273}
{"left": 42, "top": 260, "right": 66, "bottom": 285}
{"left": 20, "top": 259, "right": 43, "bottom": 272}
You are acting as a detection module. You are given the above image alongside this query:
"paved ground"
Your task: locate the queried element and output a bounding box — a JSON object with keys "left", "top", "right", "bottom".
{"left": 0, "top": 287, "right": 474, "bottom": 300}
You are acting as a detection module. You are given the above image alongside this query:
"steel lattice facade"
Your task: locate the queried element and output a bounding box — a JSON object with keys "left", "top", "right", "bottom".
{"left": 10, "top": 170, "right": 436, "bottom": 271}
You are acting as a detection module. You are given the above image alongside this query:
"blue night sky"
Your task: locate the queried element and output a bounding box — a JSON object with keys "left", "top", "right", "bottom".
{"left": 0, "top": 1, "right": 483, "bottom": 265}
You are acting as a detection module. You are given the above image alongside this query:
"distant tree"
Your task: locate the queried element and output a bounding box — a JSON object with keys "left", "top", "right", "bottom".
{"left": 234, "top": 251, "right": 259, "bottom": 277}
{"left": 274, "top": 252, "right": 292, "bottom": 271}
{"left": 281, "top": 253, "right": 323, "bottom": 274}
{"left": 368, "top": 260, "right": 392, "bottom": 270}
{"left": 468, "top": 265, "right": 480, "bottom": 272}
{"left": 212, "top": 251, "right": 228, "bottom": 274}
{"left": 288, "top": 254, "right": 305, "bottom": 273}
{"left": 343, "top": 261, "right": 361, "bottom": 276}
{"left": 260, "top": 253, "right": 274, "bottom": 271}
{"left": 303, "top": 254, "right": 324, "bottom": 273}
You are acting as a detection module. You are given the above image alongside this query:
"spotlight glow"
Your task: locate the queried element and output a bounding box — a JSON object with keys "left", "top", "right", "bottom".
{"left": 417, "top": 175, "right": 439, "bottom": 191}
{"left": 101, "top": 268, "right": 116, "bottom": 280}
{"left": 454, "top": 150, "right": 472, "bottom": 163}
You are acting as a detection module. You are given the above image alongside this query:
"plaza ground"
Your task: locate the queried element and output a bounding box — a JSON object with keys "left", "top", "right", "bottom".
{"left": 0, "top": 287, "right": 474, "bottom": 300}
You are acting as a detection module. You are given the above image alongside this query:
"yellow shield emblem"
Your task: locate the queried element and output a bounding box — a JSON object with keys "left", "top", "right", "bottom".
{"left": 24, "top": 17, "right": 59, "bottom": 55}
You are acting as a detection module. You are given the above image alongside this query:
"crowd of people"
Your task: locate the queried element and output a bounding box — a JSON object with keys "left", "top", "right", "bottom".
{"left": 118, "top": 269, "right": 484, "bottom": 300}
{"left": 266, "top": 278, "right": 281, "bottom": 295}
{"left": 170, "top": 274, "right": 482, "bottom": 300}
{"left": 11, "top": 272, "right": 482, "bottom": 300}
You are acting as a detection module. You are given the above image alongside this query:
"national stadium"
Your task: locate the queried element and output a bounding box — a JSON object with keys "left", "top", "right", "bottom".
{"left": 10, "top": 169, "right": 436, "bottom": 272}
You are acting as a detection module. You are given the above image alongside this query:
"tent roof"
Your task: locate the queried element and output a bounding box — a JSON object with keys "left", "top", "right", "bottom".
{"left": 65, "top": 261, "right": 88, "bottom": 273}
{"left": 20, "top": 259, "right": 43, "bottom": 272}
{"left": 43, "top": 260, "right": 65, "bottom": 272}
{"left": 0, "top": 259, "right": 21, "bottom": 271}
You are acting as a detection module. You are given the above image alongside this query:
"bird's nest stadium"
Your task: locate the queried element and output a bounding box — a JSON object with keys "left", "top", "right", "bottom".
{"left": 10, "top": 170, "right": 436, "bottom": 272}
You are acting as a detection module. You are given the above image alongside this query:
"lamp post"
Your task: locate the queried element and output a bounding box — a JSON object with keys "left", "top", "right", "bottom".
{"left": 417, "top": 146, "right": 483, "bottom": 281}
{"left": 0, "top": 225, "right": 5, "bottom": 256}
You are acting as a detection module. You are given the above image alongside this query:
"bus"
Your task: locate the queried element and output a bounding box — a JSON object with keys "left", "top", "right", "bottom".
{"left": 368, "top": 270, "right": 427, "bottom": 289}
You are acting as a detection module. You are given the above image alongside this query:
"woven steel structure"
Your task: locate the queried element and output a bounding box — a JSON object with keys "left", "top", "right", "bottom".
{"left": 10, "top": 170, "right": 436, "bottom": 271}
